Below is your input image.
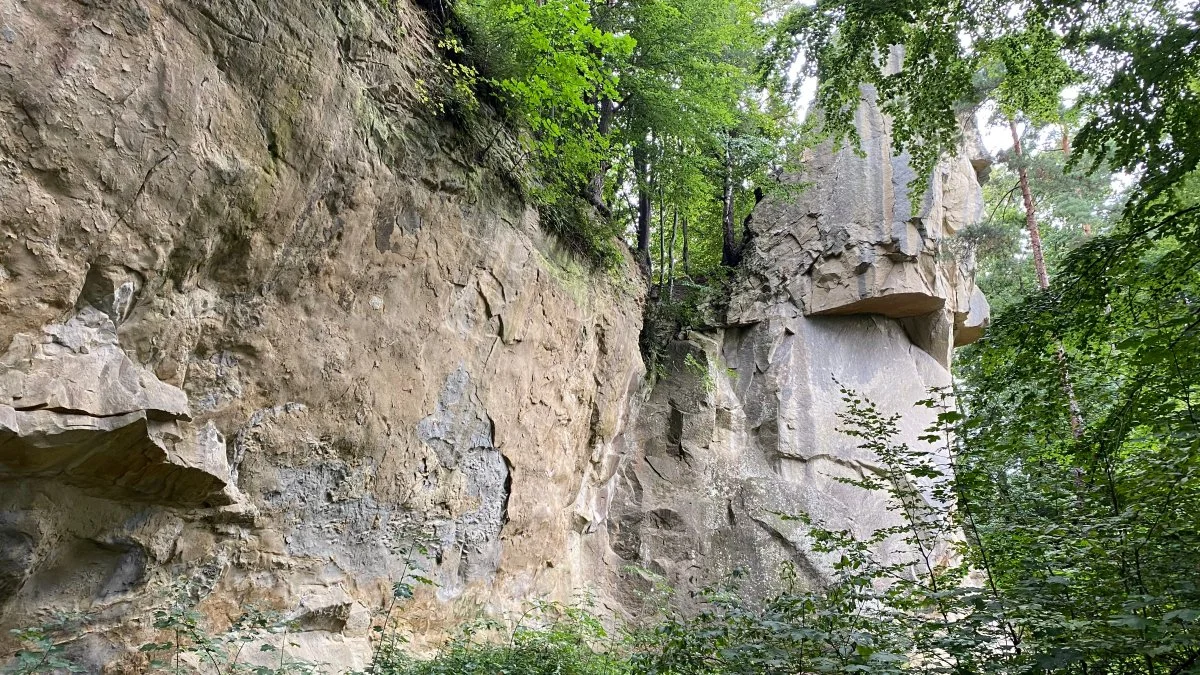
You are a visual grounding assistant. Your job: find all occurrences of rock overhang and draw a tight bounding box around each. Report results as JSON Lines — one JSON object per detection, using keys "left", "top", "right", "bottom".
{"left": 0, "top": 308, "right": 237, "bottom": 507}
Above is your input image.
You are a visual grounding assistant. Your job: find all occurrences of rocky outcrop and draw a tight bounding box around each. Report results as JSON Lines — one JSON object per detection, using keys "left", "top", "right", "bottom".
{"left": 595, "top": 88, "right": 991, "bottom": 603}
{"left": 0, "top": 307, "right": 236, "bottom": 507}
{"left": 0, "top": 0, "right": 642, "bottom": 669}
{"left": 727, "top": 87, "right": 989, "bottom": 366}
{"left": 0, "top": 0, "right": 988, "bottom": 668}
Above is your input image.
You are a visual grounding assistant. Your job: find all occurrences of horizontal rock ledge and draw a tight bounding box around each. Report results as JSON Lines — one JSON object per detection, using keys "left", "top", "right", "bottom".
{"left": 807, "top": 292, "right": 947, "bottom": 319}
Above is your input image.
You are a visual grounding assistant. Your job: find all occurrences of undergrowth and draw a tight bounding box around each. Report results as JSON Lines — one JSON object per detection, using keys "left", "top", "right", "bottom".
{"left": 9, "top": 386, "right": 1200, "bottom": 674}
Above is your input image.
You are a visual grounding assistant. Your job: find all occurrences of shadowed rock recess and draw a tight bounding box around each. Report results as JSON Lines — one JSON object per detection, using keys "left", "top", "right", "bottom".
{"left": 0, "top": 0, "right": 987, "bottom": 670}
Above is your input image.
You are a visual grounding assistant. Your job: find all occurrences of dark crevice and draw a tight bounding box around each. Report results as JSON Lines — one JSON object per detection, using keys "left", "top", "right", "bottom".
{"left": 499, "top": 453, "right": 513, "bottom": 528}
{"left": 6, "top": 403, "right": 147, "bottom": 419}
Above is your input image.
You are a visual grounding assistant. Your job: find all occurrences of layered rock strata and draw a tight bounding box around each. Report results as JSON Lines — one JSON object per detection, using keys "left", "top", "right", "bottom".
{"left": 0, "top": 307, "right": 237, "bottom": 507}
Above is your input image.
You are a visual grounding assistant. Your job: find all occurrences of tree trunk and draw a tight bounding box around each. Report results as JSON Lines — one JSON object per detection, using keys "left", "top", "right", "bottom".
{"left": 721, "top": 139, "right": 739, "bottom": 267}
{"left": 634, "top": 145, "right": 652, "bottom": 278}
{"left": 667, "top": 206, "right": 678, "bottom": 296}
{"left": 1010, "top": 119, "right": 1084, "bottom": 438}
{"left": 587, "top": 97, "right": 615, "bottom": 214}
{"left": 657, "top": 187, "right": 666, "bottom": 299}
{"left": 1011, "top": 121, "right": 1052, "bottom": 291}
{"left": 681, "top": 215, "right": 690, "bottom": 277}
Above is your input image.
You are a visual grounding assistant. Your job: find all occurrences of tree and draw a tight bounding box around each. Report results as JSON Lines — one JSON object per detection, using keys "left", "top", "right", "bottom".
{"left": 961, "top": 140, "right": 1120, "bottom": 316}
{"left": 451, "top": 0, "right": 799, "bottom": 279}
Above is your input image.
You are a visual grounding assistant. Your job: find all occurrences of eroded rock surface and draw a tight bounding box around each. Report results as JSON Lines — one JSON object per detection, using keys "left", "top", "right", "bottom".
{"left": 0, "top": 0, "right": 642, "bottom": 669}
{"left": 0, "top": 307, "right": 236, "bottom": 507}
{"left": 728, "top": 89, "right": 990, "bottom": 365}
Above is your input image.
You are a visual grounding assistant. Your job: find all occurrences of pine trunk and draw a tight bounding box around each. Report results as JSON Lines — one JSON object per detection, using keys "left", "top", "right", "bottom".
{"left": 1010, "top": 119, "right": 1085, "bottom": 438}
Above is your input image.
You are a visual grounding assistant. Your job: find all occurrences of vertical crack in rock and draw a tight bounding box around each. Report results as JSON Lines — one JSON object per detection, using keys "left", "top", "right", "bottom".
{"left": 417, "top": 366, "right": 508, "bottom": 589}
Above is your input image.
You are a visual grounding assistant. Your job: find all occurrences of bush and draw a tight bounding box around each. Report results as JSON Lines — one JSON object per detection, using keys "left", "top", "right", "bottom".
{"left": 369, "top": 602, "right": 628, "bottom": 675}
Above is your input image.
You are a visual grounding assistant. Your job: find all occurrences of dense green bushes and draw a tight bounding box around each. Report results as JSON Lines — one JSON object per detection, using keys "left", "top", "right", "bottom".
{"left": 373, "top": 604, "right": 628, "bottom": 675}
{"left": 410, "top": 0, "right": 798, "bottom": 273}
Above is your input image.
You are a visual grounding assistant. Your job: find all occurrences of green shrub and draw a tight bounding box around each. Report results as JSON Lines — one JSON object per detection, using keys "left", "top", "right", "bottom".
{"left": 5, "top": 614, "right": 86, "bottom": 674}
{"left": 537, "top": 197, "right": 624, "bottom": 270}
{"left": 370, "top": 602, "right": 628, "bottom": 675}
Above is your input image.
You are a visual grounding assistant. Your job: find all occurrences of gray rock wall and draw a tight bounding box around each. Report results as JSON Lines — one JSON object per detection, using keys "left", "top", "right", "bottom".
{"left": 591, "top": 88, "right": 991, "bottom": 604}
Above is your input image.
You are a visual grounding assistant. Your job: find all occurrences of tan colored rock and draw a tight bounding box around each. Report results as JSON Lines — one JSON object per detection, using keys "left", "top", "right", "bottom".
{"left": 0, "top": 308, "right": 235, "bottom": 506}
{"left": 0, "top": 0, "right": 643, "bottom": 669}
{"left": 954, "top": 287, "right": 992, "bottom": 347}
{"left": 0, "top": 308, "right": 189, "bottom": 419}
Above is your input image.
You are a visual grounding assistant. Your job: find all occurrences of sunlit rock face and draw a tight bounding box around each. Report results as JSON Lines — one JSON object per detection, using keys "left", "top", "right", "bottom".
{"left": 593, "top": 88, "right": 992, "bottom": 605}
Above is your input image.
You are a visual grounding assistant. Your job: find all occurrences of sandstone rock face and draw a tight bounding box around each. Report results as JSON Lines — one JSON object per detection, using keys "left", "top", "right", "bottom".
{"left": 0, "top": 0, "right": 642, "bottom": 669}
{"left": 727, "top": 88, "right": 989, "bottom": 365}
{"left": 0, "top": 307, "right": 236, "bottom": 507}
{"left": 595, "top": 90, "right": 990, "bottom": 603}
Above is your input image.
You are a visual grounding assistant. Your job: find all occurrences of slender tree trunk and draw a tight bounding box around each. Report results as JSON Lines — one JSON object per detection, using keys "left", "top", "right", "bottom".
{"left": 681, "top": 215, "right": 690, "bottom": 277}
{"left": 587, "top": 97, "right": 615, "bottom": 215}
{"left": 667, "top": 206, "right": 678, "bottom": 296}
{"left": 1009, "top": 119, "right": 1085, "bottom": 438}
{"left": 721, "top": 139, "right": 739, "bottom": 267}
{"left": 634, "top": 145, "right": 652, "bottom": 278}
{"left": 1011, "top": 121, "right": 1052, "bottom": 291}
{"left": 1064, "top": 371, "right": 1085, "bottom": 438}
{"left": 657, "top": 187, "right": 666, "bottom": 299}
{"left": 582, "top": 0, "right": 616, "bottom": 217}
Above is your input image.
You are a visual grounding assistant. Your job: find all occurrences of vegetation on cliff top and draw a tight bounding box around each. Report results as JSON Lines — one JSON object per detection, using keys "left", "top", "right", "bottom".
{"left": 417, "top": 0, "right": 802, "bottom": 272}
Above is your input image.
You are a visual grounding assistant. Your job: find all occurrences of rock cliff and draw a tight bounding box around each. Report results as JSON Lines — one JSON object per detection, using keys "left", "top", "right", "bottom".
{"left": 0, "top": 0, "right": 642, "bottom": 668}
{"left": 0, "top": 0, "right": 987, "bottom": 670}
{"left": 593, "top": 87, "right": 991, "bottom": 605}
